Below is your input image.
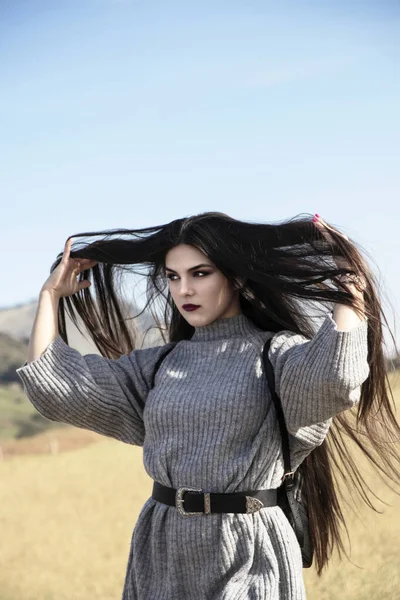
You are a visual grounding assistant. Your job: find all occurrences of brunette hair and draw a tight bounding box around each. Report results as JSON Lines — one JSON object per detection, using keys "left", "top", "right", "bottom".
{"left": 51, "top": 211, "right": 400, "bottom": 575}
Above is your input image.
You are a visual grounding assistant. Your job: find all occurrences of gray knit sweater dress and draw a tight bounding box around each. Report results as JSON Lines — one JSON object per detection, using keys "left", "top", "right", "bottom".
{"left": 16, "top": 311, "right": 370, "bottom": 600}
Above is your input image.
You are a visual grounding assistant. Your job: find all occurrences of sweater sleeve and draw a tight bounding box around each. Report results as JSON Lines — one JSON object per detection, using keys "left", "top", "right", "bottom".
{"left": 16, "top": 335, "right": 176, "bottom": 446}
{"left": 267, "top": 312, "right": 370, "bottom": 438}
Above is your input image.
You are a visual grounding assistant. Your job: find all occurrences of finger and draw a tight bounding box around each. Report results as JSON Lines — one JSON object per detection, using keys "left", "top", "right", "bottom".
{"left": 321, "top": 223, "right": 349, "bottom": 241}
{"left": 78, "top": 281, "right": 92, "bottom": 291}
{"left": 313, "top": 215, "right": 325, "bottom": 226}
{"left": 313, "top": 217, "right": 349, "bottom": 241}
{"left": 74, "top": 260, "right": 97, "bottom": 273}
{"left": 312, "top": 218, "right": 329, "bottom": 233}
{"left": 320, "top": 221, "right": 335, "bottom": 233}
{"left": 313, "top": 219, "right": 324, "bottom": 228}
{"left": 62, "top": 237, "right": 73, "bottom": 264}
{"left": 314, "top": 216, "right": 330, "bottom": 229}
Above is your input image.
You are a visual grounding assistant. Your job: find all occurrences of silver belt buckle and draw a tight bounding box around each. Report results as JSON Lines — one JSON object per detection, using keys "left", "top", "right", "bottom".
{"left": 176, "top": 486, "right": 211, "bottom": 517}
{"left": 245, "top": 496, "right": 265, "bottom": 513}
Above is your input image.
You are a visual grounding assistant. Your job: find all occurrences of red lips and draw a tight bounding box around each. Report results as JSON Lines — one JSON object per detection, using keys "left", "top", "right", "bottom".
{"left": 182, "top": 304, "right": 200, "bottom": 311}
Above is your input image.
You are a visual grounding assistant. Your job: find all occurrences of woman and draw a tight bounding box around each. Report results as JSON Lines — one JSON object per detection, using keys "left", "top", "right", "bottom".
{"left": 17, "top": 211, "right": 400, "bottom": 599}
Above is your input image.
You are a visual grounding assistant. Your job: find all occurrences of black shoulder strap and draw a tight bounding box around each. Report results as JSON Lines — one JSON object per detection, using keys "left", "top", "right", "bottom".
{"left": 150, "top": 337, "right": 292, "bottom": 479}
{"left": 262, "top": 337, "right": 292, "bottom": 478}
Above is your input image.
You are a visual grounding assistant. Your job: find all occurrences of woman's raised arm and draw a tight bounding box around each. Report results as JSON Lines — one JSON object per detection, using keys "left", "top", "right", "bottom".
{"left": 27, "top": 237, "right": 97, "bottom": 363}
{"left": 268, "top": 312, "right": 370, "bottom": 434}
{"left": 18, "top": 236, "right": 176, "bottom": 446}
{"left": 17, "top": 333, "right": 175, "bottom": 446}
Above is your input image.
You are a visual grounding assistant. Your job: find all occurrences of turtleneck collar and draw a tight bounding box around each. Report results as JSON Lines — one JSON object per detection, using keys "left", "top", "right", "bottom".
{"left": 190, "top": 312, "right": 263, "bottom": 342}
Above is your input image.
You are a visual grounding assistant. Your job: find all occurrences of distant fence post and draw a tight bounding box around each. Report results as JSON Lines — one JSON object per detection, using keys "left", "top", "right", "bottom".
{"left": 48, "top": 438, "right": 59, "bottom": 454}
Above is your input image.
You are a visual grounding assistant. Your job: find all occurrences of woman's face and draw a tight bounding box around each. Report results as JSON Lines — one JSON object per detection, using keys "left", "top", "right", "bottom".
{"left": 164, "top": 244, "right": 242, "bottom": 327}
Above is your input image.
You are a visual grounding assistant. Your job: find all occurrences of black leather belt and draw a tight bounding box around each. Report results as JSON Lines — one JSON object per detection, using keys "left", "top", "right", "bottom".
{"left": 152, "top": 481, "right": 278, "bottom": 517}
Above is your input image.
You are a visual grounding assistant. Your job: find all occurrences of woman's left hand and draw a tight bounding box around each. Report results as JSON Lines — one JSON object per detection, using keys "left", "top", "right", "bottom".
{"left": 312, "top": 214, "right": 349, "bottom": 244}
{"left": 312, "top": 214, "right": 366, "bottom": 295}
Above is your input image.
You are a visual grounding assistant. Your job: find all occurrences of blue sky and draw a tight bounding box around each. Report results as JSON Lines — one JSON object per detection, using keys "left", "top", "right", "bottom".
{"left": 1, "top": 1, "right": 399, "bottom": 353}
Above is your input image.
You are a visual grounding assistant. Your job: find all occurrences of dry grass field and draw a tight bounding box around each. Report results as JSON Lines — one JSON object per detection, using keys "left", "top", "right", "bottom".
{"left": 1, "top": 371, "right": 399, "bottom": 600}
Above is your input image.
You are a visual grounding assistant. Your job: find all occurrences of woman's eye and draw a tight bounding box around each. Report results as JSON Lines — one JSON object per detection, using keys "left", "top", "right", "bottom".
{"left": 166, "top": 271, "right": 208, "bottom": 281}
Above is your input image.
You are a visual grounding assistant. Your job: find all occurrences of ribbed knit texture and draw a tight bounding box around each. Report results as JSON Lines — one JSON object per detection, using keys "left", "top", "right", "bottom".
{"left": 16, "top": 312, "right": 369, "bottom": 600}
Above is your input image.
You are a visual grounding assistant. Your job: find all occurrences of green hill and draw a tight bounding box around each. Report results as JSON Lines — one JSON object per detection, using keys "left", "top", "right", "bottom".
{"left": 0, "top": 383, "right": 65, "bottom": 441}
{"left": 0, "top": 332, "right": 29, "bottom": 384}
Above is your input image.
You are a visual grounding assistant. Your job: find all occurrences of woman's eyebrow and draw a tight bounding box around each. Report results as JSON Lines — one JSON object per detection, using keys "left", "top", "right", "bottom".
{"left": 164, "top": 263, "right": 213, "bottom": 273}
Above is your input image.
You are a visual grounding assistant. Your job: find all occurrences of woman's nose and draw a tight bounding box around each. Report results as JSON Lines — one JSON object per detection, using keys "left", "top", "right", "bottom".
{"left": 178, "top": 279, "right": 193, "bottom": 294}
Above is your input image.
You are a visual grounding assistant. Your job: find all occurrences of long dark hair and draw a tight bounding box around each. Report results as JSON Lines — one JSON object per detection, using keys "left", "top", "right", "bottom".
{"left": 51, "top": 211, "right": 400, "bottom": 575}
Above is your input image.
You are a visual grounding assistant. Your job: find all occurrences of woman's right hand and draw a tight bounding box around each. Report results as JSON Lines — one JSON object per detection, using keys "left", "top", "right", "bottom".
{"left": 41, "top": 237, "right": 98, "bottom": 299}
